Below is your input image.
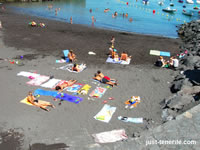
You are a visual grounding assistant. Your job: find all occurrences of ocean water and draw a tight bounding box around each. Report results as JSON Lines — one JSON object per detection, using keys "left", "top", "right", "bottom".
{"left": 7, "top": 0, "right": 200, "bottom": 38}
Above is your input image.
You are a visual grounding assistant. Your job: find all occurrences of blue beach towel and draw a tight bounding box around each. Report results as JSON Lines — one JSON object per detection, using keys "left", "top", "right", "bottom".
{"left": 34, "top": 89, "right": 58, "bottom": 97}
{"left": 160, "top": 51, "right": 170, "bottom": 57}
{"left": 34, "top": 89, "right": 83, "bottom": 104}
{"left": 56, "top": 93, "right": 83, "bottom": 104}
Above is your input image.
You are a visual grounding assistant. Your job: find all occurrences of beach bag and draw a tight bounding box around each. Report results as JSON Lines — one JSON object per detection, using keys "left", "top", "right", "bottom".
{"left": 155, "top": 61, "right": 163, "bottom": 67}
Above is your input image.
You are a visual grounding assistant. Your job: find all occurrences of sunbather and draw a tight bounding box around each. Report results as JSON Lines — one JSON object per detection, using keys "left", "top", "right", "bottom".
{"left": 68, "top": 50, "right": 76, "bottom": 62}
{"left": 55, "top": 80, "right": 77, "bottom": 92}
{"left": 72, "top": 64, "right": 80, "bottom": 72}
{"left": 94, "top": 72, "right": 117, "bottom": 87}
{"left": 120, "top": 51, "right": 131, "bottom": 61}
{"left": 27, "top": 91, "right": 55, "bottom": 111}
{"left": 72, "top": 64, "right": 86, "bottom": 72}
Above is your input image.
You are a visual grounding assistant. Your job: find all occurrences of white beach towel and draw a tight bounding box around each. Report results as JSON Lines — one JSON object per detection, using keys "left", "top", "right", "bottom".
{"left": 59, "top": 64, "right": 86, "bottom": 73}
{"left": 94, "top": 104, "right": 116, "bottom": 123}
{"left": 27, "top": 75, "right": 50, "bottom": 86}
{"left": 106, "top": 56, "right": 131, "bottom": 65}
{"left": 40, "top": 78, "right": 61, "bottom": 89}
{"left": 92, "top": 129, "right": 128, "bottom": 143}
{"left": 17, "top": 71, "right": 40, "bottom": 78}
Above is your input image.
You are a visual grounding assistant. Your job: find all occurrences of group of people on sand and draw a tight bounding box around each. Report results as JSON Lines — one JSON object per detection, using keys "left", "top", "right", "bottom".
{"left": 155, "top": 56, "right": 179, "bottom": 68}
{"left": 27, "top": 69, "right": 119, "bottom": 111}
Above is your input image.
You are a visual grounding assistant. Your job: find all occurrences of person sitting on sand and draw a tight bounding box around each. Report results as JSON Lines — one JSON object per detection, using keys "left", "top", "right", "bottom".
{"left": 155, "top": 56, "right": 165, "bottom": 67}
{"left": 55, "top": 80, "right": 77, "bottom": 92}
{"left": 27, "top": 91, "right": 55, "bottom": 111}
{"left": 93, "top": 73, "right": 117, "bottom": 87}
{"left": 104, "top": 8, "right": 110, "bottom": 13}
{"left": 111, "top": 49, "right": 118, "bottom": 58}
{"left": 120, "top": 51, "right": 131, "bottom": 61}
{"left": 172, "top": 56, "right": 179, "bottom": 68}
{"left": 68, "top": 50, "right": 76, "bottom": 62}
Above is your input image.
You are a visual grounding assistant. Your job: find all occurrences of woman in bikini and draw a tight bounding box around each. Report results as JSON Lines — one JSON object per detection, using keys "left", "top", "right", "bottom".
{"left": 55, "top": 80, "right": 77, "bottom": 92}
{"left": 27, "top": 91, "right": 55, "bottom": 111}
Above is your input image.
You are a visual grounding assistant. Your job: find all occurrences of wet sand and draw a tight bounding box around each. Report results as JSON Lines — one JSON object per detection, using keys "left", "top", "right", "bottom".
{"left": 0, "top": 5, "right": 181, "bottom": 149}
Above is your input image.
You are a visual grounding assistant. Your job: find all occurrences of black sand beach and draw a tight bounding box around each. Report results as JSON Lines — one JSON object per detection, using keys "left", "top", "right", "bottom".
{"left": 0, "top": 4, "right": 183, "bottom": 150}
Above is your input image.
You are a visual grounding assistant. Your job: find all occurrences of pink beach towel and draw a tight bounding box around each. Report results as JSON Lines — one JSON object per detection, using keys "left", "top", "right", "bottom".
{"left": 92, "top": 129, "right": 128, "bottom": 143}
{"left": 27, "top": 75, "right": 50, "bottom": 86}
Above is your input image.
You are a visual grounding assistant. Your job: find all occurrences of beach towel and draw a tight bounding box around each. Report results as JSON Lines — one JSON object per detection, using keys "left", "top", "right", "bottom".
{"left": 92, "top": 129, "right": 128, "bottom": 143}
{"left": 77, "top": 84, "right": 91, "bottom": 95}
{"left": 17, "top": 71, "right": 40, "bottom": 78}
{"left": 118, "top": 116, "right": 143, "bottom": 123}
{"left": 56, "top": 93, "right": 83, "bottom": 104}
{"left": 89, "top": 87, "right": 107, "bottom": 98}
{"left": 34, "top": 89, "right": 83, "bottom": 104}
{"left": 150, "top": 50, "right": 170, "bottom": 57}
{"left": 27, "top": 75, "right": 50, "bottom": 86}
{"left": 20, "top": 97, "right": 50, "bottom": 108}
{"left": 34, "top": 88, "right": 58, "bottom": 97}
{"left": 40, "top": 79, "right": 61, "bottom": 89}
{"left": 55, "top": 59, "right": 66, "bottom": 63}
{"left": 94, "top": 104, "right": 116, "bottom": 123}
{"left": 59, "top": 64, "right": 86, "bottom": 73}
{"left": 66, "top": 83, "right": 84, "bottom": 93}
{"left": 106, "top": 56, "right": 131, "bottom": 65}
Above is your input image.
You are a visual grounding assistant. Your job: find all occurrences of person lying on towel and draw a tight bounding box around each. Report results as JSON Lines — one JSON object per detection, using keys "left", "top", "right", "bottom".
{"left": 93, "top": 71, "right": 118, "bottom": 87}
{"left": 72, "top": 64, "right": 86, "bottom": 72}
{"left": 120, "top": 51, "right": 131, "bottom": 61}
{"left": 125, "top": 96, "right": 141, "bottom": 109}
{"left": 27, "top": 91, "right": 55, "bottom": 111}
{"left": 68, "top": 50, "right": 76, "bottom": 62}
{"left": 55, "top": 80, "right": 77, "bottom": 92}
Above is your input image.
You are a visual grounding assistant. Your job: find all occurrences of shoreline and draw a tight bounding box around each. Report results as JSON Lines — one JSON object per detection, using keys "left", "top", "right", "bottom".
{"left": 0, "top": 4, "right": 181, "bottom": 66}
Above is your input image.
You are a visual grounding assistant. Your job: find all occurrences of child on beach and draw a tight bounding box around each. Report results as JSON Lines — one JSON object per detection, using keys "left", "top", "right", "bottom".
{"left": 27, "top": 91, "right": 55, "bottom": 111}
{"left": 68, "top": 50, "right": 76, "bottom": 62}
{"left": 125, "top": 96, "right": 141, "bottom": 109}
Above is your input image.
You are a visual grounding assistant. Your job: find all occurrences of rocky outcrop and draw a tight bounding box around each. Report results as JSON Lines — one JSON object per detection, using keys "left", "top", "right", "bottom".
{"left": 161, "top": 20, "right": 200, "bottom": 122}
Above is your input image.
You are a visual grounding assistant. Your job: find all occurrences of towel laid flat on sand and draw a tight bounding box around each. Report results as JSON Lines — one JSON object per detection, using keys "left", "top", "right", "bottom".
{"left": 150, "top": 50, "right": 170, "bottom": 57}
{"left": 20, "top": 97, "right": 50, "bottom": 108}
{"left": 106, "top": 57, "right": 131, "bottom": 65}
{"left": 92, "top": 129, "right": 128, "bottom": 143}
{"left": 40, "top": 79, "right": 61, "bottom": 89}
{"left": 17, "top": 71, "right": 40, "bottom": 78}
{"left": 77, "top": 84, "right": 91, "bottom": 95}
{"left": 66, "top": 83, "right": 84, "bottom": 93}
{"left": 34, "top": 89, "right": 58, "bottom": 97}
{"left": 118, "top": 116, "right": 143, "bottom": 123}
{"left": 59, "top": 64, "right": 86, "bottom": 73}
{"left": 34, "top": 89, "right": 83, "bottom": 104}
{"left": 27, "top": 75, "right": 50, "bottom": 86}
{"left": 89, "top": 87, "right": 107, "bottom": 98}
{"left": 56, "top": 93, "right": 83, "bottom": 104}
{"left": 94, "top": 104, "right": 116, "bottom": 123}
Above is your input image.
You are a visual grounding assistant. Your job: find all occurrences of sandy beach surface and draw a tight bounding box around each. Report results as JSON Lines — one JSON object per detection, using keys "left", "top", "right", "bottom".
{"left": 0, "top": 6, "right": 181, "bottom": 149}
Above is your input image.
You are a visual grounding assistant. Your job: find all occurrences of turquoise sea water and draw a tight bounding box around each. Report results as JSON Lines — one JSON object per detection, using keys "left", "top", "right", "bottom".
{"left": 8, "top": 0, "right": 200, "bottom": 38}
